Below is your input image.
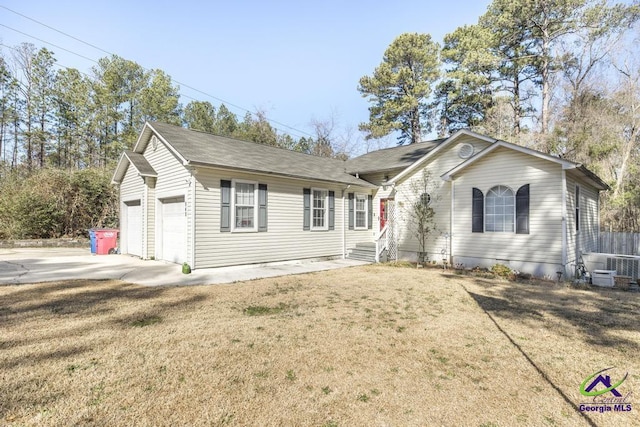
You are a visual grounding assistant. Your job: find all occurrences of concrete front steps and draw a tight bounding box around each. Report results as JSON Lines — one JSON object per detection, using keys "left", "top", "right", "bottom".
{"left": 347, "top": 242, "right": 377, "bottom": 263}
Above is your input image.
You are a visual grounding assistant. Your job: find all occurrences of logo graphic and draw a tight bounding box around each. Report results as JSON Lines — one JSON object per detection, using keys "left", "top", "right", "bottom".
{"left": 580, "top": 367, "right": 628, "bottom": 397}
{"left": 578, "top": 367, "right": 633, "bottom": 414}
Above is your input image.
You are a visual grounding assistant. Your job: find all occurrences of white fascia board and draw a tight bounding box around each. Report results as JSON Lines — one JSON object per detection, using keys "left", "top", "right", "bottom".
{"left": 111, "top": 152, "right": 130, "bottom": 184}
{"left": 132, "top": 122, "right": 153, "bottom": 153}
{"left": 145, "top": 123, "right": 189, "bottom": 165}
{"left": 441, "top": 140, "right": 577, "bottom": 181}
{"left": 389, "top": 129, "right": 497, "bottom": 184}
{"left": 132, "top": 122, "right": 189, "bottom": 166}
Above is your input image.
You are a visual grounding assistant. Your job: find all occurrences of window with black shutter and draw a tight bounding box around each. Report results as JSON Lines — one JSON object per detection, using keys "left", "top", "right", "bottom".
{"left": 472, "top": 188, "right": 484, "bottom": 233}
{"left": 516, "top": 184, "right": 529, "bottom": 234}
{"left": 303, "top": 188, "right": 311, "bottom": 230}
{"left": 348, "top": 193, "right": 354, "bottom": 230}
{"left": 220, "top": 180, "right": 231, "bottom": 232}
{"left": 328, "top": 191, "right": 335, "bottom": 230}
{"left": 258, "top": 184, "right": 268, "bottom": 232}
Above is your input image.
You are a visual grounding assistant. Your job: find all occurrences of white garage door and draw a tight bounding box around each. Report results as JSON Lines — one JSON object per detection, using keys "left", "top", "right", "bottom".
{"left": 161, "top": 197, "right": 186, "bottom": 264}
{"left": 126, "top": 201, "right": 142, "bottom": 257}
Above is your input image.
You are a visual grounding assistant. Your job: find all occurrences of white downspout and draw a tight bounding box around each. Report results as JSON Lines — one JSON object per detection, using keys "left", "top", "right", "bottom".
{"left": 450, "top": 179, "right": 455, "bottom": 265}
{"left": 190, "top": 172, "right": 197, "bottom": 269}
{"left": 342, "top": 185, "right": 351, "bottom": 259}
{"left": 561, "top": 169, "right": 568, "bottom": 276}
{"left": 596, "top": 192, "right": 601, "bottom": 252}
{"left": 143, "top": 179, "right": 148, "bottom": 259}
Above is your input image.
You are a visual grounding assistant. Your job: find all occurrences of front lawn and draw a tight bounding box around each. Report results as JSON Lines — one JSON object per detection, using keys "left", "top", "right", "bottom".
{"left": 1, "top": 265, "right": 638, "bottom": 426}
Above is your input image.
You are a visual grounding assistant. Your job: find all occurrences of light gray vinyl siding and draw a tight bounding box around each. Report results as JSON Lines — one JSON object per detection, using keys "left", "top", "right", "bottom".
{"left": 120, "top": 164, "right": 143, "bottom": 202}
{"left": 566, "top": 173, "right": 600, "bottom": 264}
{"left": 193, "top": 167, "right": 371, "bottom": 268}
{"left": 143, "top": 135, "right": 191, "bottom": 262}
{"left": 449, "top": 134, "right": 492, "bottom": 155}
{"left": 346, "top": 214, "right": 375, "bottom": 249}
{"left": 581, "top": 185, "right": 599, "bottom": 252}
{"left": 393, "top": 139, "right": 491, "bottom": 260}
{"left": 452, "top": 147, "right": 563, "bottom": 265}
{"left": 119, "top": 164, "right": 143, "bottom": 255}
{"left": 566, "top": 176, "right": 577, "bottom": 266}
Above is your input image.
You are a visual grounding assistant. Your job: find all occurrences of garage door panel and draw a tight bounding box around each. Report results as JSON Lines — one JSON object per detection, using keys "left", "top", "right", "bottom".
{"left": 160, "top": 197, "right": 185, "bottom": 264}
{"left": 126, "top": 201, "right": 142, "bottom": 257}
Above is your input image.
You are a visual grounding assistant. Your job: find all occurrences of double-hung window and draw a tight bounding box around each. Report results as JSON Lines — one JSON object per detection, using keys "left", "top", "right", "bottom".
{"left": 234, "top": 180, "right": 257, "bottom": 231}
{"left": 312, "top": 188, "right": 328, "bottom": 230}
{"left": 355, "top": 193, "right": 368, "bottom": 229}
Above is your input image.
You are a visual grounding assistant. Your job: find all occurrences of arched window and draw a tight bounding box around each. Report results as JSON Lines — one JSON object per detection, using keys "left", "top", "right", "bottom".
{"left": 485, "top": 185, "right": 514, "bottom": 232}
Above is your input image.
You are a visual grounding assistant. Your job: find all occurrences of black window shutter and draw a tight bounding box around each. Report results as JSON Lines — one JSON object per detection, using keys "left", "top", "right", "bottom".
{"left": 367, "top": 195, "right": 373, "bottom": 230}
{"left": 220, "top": 180, "right": 231, "bottom": 232}
{"left": 328, "top": 191, "right": 335, "bottom": 230}
{"left": 472, "top": 188, "right": 484, "bottom": 233}
{"left": 348, "top": 193, "right": 354, "bottom": 230}
{"left": 516, "top": 184, "right": 529, "bottom": 234}
{"left": 303, "top": 188, "right": 310, "bottom": 230}
{"left": 258, "top": 184, "right": 268, "bottom": 232}
{"left": 575, "top": 186, "right": 580, "bottom": 231}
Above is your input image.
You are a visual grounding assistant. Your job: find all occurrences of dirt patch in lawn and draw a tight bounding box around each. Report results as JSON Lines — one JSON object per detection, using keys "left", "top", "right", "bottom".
{"left": 1, "top": 265, "right": 638, "bottom": 426}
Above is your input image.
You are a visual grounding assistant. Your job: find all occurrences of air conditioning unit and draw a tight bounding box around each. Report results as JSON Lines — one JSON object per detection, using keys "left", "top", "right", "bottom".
{"left": 606, "top": 256, "right": 640, "bottom": 281}
{"left": 592, "top": 270, "right": 616, "bottom": 287}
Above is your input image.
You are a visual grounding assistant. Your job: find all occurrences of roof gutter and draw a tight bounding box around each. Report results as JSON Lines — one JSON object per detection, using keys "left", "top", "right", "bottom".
{"left": 185, "top": 160, "right": 377, "bottom": 189}
{"left": 341, "top": 185, "right": 351, "bottom": 260}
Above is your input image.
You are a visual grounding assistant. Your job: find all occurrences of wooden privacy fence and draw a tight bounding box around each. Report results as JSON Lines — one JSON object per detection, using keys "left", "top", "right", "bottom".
{"left": 599, "top": 232, "right": 640, "bottom": 255}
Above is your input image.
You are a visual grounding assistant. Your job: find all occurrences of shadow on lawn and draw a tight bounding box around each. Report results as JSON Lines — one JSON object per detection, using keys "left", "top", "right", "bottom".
{"left": 461, "top": 275, "right": 640, "bottom": 352}
{"left": 449, "top": 277, "right": 602, "bottom": 427}
{"left": 0, "top": 279, "right": 209, "bottom": 417}
{"left": 0, "top": 280, "right": 208, "bottom": 367}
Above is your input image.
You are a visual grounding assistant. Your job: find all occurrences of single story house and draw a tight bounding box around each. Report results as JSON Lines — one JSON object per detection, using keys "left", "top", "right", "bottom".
{"left": 112, "top": 122, "right": 608, "bottom": 278}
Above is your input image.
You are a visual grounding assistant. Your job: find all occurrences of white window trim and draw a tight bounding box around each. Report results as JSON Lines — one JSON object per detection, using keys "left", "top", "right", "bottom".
{"left": 311, "top": 187, "right": 329, "bottom": 231}
{"left": 231, "top": 179, "right": 258, "bottom": 232}
{"left": 485, "top": 185, "right": 515, "bottom": 233}
{"left": 354, "top": 193, "right": 368, "bottom": 230}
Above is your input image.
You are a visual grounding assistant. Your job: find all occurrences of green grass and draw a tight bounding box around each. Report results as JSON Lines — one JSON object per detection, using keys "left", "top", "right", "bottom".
{"left": 129, "top": 315, "right": 162, "bottom": 327}
{"left": 243, "top": 302, "right": 291, "bottom": 316}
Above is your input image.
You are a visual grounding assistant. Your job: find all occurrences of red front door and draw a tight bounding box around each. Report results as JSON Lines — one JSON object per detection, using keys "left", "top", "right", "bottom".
{"left": 380, "top": 199, "right": 392, "bottom": 229}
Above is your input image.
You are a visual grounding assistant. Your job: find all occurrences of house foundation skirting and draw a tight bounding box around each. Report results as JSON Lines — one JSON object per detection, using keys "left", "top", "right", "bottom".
{"left": 452, "top": 256, "right": 564, "bottom": 280}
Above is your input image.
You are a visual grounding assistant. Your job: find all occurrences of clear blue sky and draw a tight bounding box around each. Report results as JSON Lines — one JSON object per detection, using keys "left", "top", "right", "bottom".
{"left": 0, "top": 0, "right": 491, "bottom": 145}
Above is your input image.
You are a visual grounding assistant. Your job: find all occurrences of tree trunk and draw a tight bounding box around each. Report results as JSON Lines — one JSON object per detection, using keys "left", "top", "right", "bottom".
{"left": 513, "top": 73, "right": 521, "bottom": 138}
{"left": 12, "top": 114, "right": 18, "bottom": 168}
{"left": 541, "top": 42, "right": 550, "bottom": 136}
{"left": 613, "top": 127, "right": 638, "bottom": 200}
{"left": 411, "top": 107, "right": 421, "bottom": 144}
{"left": 26, "top": 120, "right": 32, "bottom": 171}
{"left": 39, "top": 116, "right": 45, "bottom": 168}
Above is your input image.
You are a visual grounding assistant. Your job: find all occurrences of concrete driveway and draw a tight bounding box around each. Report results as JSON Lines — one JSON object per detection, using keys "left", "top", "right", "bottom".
{"left": 0, "top": 248, "right": 369, "bottom": 286}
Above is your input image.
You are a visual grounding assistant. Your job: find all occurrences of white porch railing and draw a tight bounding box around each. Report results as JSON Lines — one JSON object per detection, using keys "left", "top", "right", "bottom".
{"left": 375, "top": 224, "right": 389, "bottom": 263}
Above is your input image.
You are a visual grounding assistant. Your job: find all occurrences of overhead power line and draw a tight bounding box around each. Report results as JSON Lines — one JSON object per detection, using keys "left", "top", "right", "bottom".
{"left": 0, "top": 42, "right": 202, "bottom": 105}
{"left": 0, "top": 5, "right": 314, "bottom": 138}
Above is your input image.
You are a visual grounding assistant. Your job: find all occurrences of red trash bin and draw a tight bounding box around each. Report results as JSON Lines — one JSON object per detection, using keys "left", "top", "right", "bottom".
{"left": 94, "top": 229, "right": 119, "bottom": 255}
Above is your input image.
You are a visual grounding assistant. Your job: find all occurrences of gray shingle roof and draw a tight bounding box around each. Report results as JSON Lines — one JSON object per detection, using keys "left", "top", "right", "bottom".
{"left": 148, "top": 122, "right": 376, "bottom": 188}
{"left": 345, "top": 139, "right": 446, "bottom": 174}
{"left": 124, "top": 150, "right": 157, "bottom": 177}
